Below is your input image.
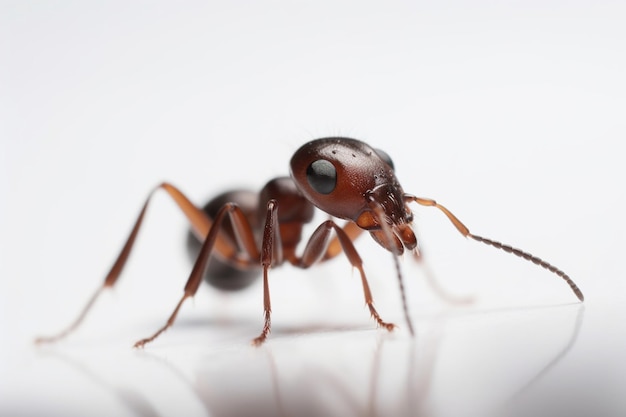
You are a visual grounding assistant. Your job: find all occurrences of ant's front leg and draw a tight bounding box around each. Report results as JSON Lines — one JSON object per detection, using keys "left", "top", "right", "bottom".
{"left": 410, "top": 246, "right": 475, "bottom": 306}
{"left": 296, "top": 220, "right": 396, "bottom": 332}
{"left": 252, "top": 199, "right": 282, "bottom": 346}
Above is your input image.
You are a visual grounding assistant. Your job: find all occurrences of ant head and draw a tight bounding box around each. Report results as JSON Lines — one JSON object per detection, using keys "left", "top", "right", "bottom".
{"left": 290, "top": 137, "right": 417, "bottom": 254}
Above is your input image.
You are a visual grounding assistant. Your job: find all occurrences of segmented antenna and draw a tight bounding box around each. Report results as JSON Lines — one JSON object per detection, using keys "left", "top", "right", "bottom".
{"left": 406, "top": 194, "right": 585, "bottom": 302}
{"left": 469, "top": 233, "right": 584, "bottom": 301}
{"left": 369, "top": 199, "right": 415, "bottom": 336}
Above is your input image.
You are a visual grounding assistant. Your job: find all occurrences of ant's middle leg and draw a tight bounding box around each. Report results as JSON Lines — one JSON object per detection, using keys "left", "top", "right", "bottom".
{"left": 133, "top": 201, "right": 262, "bottom": 348}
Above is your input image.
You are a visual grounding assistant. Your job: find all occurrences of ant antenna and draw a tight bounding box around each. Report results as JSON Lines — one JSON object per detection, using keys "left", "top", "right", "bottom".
{"left": 468, "top": 233, "right": 584, "bottom": 301}
{"left": 369, "top": 200, "right": 415, "bottom": 336}
{"left": 405, "top": 194, "right": 584, "bottom": 302}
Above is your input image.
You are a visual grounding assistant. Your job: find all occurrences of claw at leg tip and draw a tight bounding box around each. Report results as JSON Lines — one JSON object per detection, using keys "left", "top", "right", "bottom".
{"left": 133, "top": 340, "right": 147, "bottom": 349}
{"left": 251, "top": 336, "right": 266, "bottom": 346}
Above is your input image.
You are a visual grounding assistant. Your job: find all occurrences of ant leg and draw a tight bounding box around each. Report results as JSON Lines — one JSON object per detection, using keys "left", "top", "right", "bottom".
{"left": 134, "top": 202, "right": 261, "bottom": 348}
{"left": 34, "top": 287, "right": 105, "bottom": 344}
{"left": 35, "top": 182, "right": 242, "bottom": 345}
{"left": 321, "top": 221, "right": 364, "bottom": 261}
{"left": 411, "top": 247, "right": 475, "bottom": 305}
{"left": 252, "top": 200, "right": 282, "bottom": 346}
{"left": 405, "top": 194, "right": 584, "bottom": 301}
{"left": 297, "top": 220, "right": 395, "bottom": 332}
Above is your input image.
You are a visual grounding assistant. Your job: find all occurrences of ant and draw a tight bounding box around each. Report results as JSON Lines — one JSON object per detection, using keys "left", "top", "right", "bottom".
{"left": 35, "top": 137, "right": 584, "bottom": 348}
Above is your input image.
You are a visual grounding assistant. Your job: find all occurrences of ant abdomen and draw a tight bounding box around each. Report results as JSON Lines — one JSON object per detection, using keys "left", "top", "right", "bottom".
{"left": 186, "top": 190, "right": 260, "bottom": 291}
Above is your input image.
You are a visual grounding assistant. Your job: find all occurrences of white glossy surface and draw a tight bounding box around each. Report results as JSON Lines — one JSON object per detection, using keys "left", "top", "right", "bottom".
{"left": 2, "top": 1, "right": 625, "bottom": 416}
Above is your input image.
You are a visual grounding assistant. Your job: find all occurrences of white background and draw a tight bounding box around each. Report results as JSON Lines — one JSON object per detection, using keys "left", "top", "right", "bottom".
{"left": 1, "top": 1, "right": 625, "bottom": 416}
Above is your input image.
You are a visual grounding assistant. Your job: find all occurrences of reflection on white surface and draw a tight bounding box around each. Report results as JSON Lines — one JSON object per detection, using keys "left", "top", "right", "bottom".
{"left": 6, "top": 303, "right": 589, "bottom": 417}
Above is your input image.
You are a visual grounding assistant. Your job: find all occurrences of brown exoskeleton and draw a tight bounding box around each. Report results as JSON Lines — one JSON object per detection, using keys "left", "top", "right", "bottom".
{"left": 36, "top": 137, "right": 584, "bottom": 347}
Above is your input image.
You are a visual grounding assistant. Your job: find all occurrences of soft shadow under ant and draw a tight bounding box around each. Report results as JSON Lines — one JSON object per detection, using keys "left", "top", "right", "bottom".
{"left": 35, "top": 301, "right": 584, "bottom": 417}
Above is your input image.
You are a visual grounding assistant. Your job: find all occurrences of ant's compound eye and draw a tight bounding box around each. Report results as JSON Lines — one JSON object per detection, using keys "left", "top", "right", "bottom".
{"left": 374, "top": 148, "right": 394, "bottom": 170}
{"left": 306, "top": 159, "right": 337, "bottom": 194}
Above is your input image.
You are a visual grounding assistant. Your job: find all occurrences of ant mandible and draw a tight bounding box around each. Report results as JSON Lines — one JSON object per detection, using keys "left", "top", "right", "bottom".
{"left": 35, "top": 137, "right": 584, "bottom": 348}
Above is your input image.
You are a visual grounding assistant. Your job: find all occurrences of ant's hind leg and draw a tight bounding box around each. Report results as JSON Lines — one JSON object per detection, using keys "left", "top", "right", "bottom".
{"left": 35, "top": 182, "right": 239, "bottom": 345}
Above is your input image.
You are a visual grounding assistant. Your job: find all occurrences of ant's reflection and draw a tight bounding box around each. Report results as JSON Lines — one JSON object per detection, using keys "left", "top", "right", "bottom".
{"left": 37, "top": 304, "right": 584, "bottom": 417}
